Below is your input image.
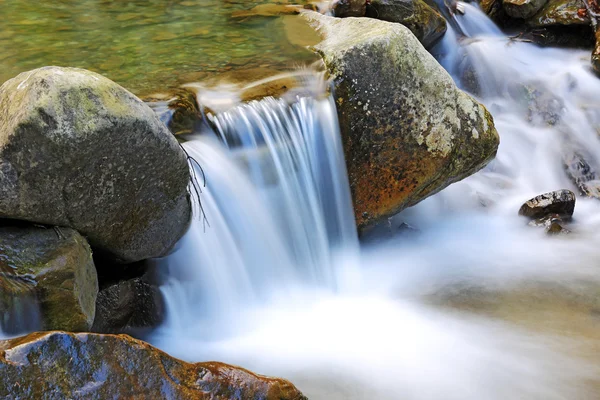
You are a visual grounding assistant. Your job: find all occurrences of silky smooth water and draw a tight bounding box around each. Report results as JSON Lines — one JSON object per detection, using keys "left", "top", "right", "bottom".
{"left": 152, "top": 6, "right": 600, "bottom": 400}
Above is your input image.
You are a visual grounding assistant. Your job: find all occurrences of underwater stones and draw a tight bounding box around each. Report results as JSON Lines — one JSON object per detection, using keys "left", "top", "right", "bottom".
{"left": 302, "top": 12, "right": 499, "bottom": 231}
{"left": 503, "top": 0, "right": 549, "bottom": 19}
{"left": 0, "top": 331, "right": 308, "bottom": 400}
{"left": 0, "top": 66, "right": 191, "bottom": 263}
{"left": 0, "top": 223, "right": 97, "bottom": 332}
{"left": 333, "top": 0, "right": 367, "bottom": 17}
{"left": 365, "top": 0, "right": 447, "bottom": 47}
{"left": 518, "top": 189, "right": 576, "bottom": 219}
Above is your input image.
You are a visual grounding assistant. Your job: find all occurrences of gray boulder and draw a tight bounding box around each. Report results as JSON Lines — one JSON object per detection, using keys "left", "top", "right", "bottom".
{"left": 0, "top": 222, "right": 97, "bottom": 332}
{"left": 366, "top": 0, "right": 447, "bottom": 48}
{"left": 302, "top": 12, "right": 499, "bottom": 231}
{"left": 0, "top": 67, "right": 191, "bottom": 262}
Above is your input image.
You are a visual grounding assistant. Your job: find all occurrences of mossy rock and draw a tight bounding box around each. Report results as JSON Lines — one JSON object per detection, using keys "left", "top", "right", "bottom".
{"left": 366, "top": 0, "right": 447, "bottom": 48}
{"left": 0, "top": 67, "right": 191, "bottom": 263}
{"left": 143, "top": 89, "right": 202, "bottom": 136}
{"left": 528, "top": 0, "right": 590, "bottom": 27}
{"left": 302, "top": 12, "right": 499, "bottom": 231}
{"left": 0, "top": 331, "right": 307, "bottom": 399}
{"left": 0, "top": 223, "right": 97, "bottom": 332}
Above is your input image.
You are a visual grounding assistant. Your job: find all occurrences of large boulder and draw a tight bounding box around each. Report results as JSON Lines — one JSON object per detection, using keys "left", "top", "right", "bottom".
{"left": 527, "top": 0, "right": 591, "bottom": 27}
{"left": 0, "top": 222, "right": 97, "bottom": 332}
{"left": 302, "top": 12, "right": 499, "bottom": 231}
{"left": 0, "top": 67, "right": 191, "bottom": 263}
{"left": 0, "top": 331, "right": 307, "bottom": 400}
{"left": 366, "top": 0, "right": 447, "bottom": 48}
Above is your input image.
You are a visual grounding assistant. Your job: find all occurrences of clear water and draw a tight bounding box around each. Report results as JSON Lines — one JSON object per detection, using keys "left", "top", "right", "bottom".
{"left": 0, "top": 0, "right": 318, "bottom": 94}
{"left": 152, "top": 4, "right": 600, "bottom": 399}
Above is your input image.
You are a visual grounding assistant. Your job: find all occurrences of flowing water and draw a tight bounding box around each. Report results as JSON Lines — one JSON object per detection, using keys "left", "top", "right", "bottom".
{"left": 150, "top": 4, "right": 600, "bottom": 400}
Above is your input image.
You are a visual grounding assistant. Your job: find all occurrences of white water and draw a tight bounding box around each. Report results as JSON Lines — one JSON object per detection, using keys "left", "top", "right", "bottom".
{"left": 152, "top": 6, "right": 600, "bottom": 400}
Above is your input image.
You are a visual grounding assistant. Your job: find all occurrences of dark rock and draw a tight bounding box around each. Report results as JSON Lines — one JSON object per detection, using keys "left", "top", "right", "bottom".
{"left": 518, "top": 189, "right": 576, "bottom": 219}
{"left": 366, "top": 0, "right": 447, "bottom": 48}
{"left": 302, "top": 12, "right": 499, "bottom": 232}
{"left": 0, "top": 67, "right": 191, "bottom": 263}
{"left": 143, "top": 89, "right": 202, "bottom": 136}
{"left": 0, "top": 221, "right": 97, "bottom": 332}
{"left": 527, "top": 213, "right": 571, "bottom": 235}
{"left": 503, "top": 0, "right": 549, "bottom": 19}
{"left": 333, "top": 0, "right": 367, "bottom": 17}
{"left": 0, "top": 331, "right": 307, "bottom": 400}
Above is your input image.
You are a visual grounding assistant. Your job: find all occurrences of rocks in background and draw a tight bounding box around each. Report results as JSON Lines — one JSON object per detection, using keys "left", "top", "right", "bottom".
{"left": 503, "top": 0, "right": 549, "bottom": 19}
{"left": 0, "top": 222, "right": 97, "bottom": 332}
{"left": 366, "top": 0, "right": 447, "bottom": 47}
{"left": 0, "top": 331, "right": 308, "bottom": 400}
{"left": 0, "top": 67, "right": 191, "bottom": 263}
{"left": 528, "top": 0, "right": 590, "bottom": 27}
{"left": 302, "top": 12, "right": 499, "bottom": 231}
{"left": 333, "top": 0, "right": 367, "bottom": 17}
{"left": 518, "top": 189, "right": 576, "bottom": 219}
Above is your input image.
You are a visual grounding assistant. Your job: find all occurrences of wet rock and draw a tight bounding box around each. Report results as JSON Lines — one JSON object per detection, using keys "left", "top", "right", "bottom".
{"left": 143, "top": 89, "right": 202, "bottom": 136}
{"left": 0, "top": 222, "right": 97, "bottom": 332}
{"left": 503, "top": 0, "right": 549, "bottom": 19}
{"left": 518, "top": 189, "right": 576, "bottom": 219}
{"left": 528, "top": 213, "right": 571, "bottom": 235}
{"left": 528, "top": 0, "right": 590, "bottom": 26}
{"left": 91, "top": 274, "right": 164, "bottom": 335}
{"left": 562, "top": 147, "right": 600, "bottom": 199}
{"left": 302, "top": 12, "right": 499, "bottom": 231}
{"left": 593, "top": 27, "right": 600, "bottom": 76}
{"left": 365, "top": 0, "right": 447, "bottom": 48}
{"left": 0, "top": 67, "right": 191, "bottom": 263}
{"left": 0, "top": 331, "right": 307, "bottom": 400}
{"left": 333, "top": 0, "right": 367, "bottom": 17}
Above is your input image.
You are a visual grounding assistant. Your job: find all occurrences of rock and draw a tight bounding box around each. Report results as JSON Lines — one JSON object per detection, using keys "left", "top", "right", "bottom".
{"left": 365, "top": 0, "right": 447, "bottom": 48}
{"left": 91, "top": 275, "right": 164, "bottom": 335}
{"left": 333, "top": 0, "right": 367, "bottom": 17}
{"left": 302, "top": 12, "right": 499, "bottom": 231}
{"left": 562, "top": 147, "right": 600, "bottom": 199}
{"left": 0, "top": 331, "right": 307, "bottom": 400}
{"left": 518, "top": 189, "right": 576, "bottom": 219}
{"left": 527, "top": 213, "right": 571, "bottom": 235}
{"left": 503, "top": 0, "right": 549, "bottom": 19}
{"left": 0, "top": 67, "right": 191, "bottom": 263}
{"left": 231, "top": 4, "right": 308, "bottom": 18}
{"left": 593, "top": 27, "right": 600, "bottom": 76}
{"left": 528, "top": 0, "right": 590, "bottom": 26}
{"left": 0, "top": 222, "right": 97, "bottom": 332}
{"left": 143, "top": 89, "right": 202, "bottom": 136}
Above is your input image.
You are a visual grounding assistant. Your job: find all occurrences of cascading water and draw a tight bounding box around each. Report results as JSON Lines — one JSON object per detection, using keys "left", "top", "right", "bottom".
{"left": 152, "top": 5, "right": 600, "bottom": 399}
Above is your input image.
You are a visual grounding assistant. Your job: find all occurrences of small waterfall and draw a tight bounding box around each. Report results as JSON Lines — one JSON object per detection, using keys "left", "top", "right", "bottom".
{"left": 157, "top": 91, "right": 358, "bottom": 337}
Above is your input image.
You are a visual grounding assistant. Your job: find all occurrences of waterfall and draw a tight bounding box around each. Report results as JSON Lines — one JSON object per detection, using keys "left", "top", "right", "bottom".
{"left": 152, "top": 7, "right": 600, "bottom": 400}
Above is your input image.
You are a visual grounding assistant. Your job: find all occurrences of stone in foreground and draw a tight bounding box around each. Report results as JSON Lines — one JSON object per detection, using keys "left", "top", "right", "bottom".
{"left": 366, "top": 0, "right": 447, "bottom": 48}
{"left": 0, "top": 67, "right": 191, "bottom": 263}
{"left": 0, "top": 223, "right": 97, "bottom": 332}
{"left": 0, "top": 331, "right": 307, "bottom": 400}
{"left": 518, "top": 189, "right": 576, "bottom": 219}
{"left": 302, "top": 12, "right": 499, "bottom": 231}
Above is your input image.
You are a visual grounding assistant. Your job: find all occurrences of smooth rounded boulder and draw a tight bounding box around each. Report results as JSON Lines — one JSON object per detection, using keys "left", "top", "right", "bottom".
{"left": 0, "top": 67, "right": 191, "bottom": 262}
{"left": 302, "top": 12, "right": 499, "bottom": 231}
{"left": 0, "top": 223, "right": 97, "bottom": 332}
{"left": 0, "top": 331, "right": 308, "bottom": 400}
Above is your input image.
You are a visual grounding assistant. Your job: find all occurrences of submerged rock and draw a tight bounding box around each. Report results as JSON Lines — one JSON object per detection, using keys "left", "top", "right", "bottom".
{"left": 0, "top": 67, "right": 191, "bottom": 263}
{"left": 518, "top": 189, "right": 576, "bottom": 219}
{"left": 0, "top": 222, "right": 97, "bottom": 332}
{"left": 302, "top": 12, "right": 499, "bottom": 231}
{"left": 0, "top": 331, "right": 307, "bottom": 399}
{"left": 503, "top": 0, "right": 549, "bottom": 19}
{"left": 333, "top": 0, "right": 367, "bottom": 17}
{"left": 366, "top": 0, "right": 447, "bottom": 47}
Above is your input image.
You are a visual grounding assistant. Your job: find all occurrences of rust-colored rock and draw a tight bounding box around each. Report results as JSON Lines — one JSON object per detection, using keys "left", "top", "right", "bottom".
{"left": 0, "top": 331, "right": 307, "bottom": 400}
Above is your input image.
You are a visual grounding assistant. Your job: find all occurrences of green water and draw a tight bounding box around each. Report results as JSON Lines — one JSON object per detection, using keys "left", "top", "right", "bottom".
{"left": 0, "top": 0, "right": 317, "bottom": 95}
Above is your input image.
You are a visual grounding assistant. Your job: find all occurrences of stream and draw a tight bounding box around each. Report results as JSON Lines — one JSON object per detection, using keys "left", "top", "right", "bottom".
{"left": 148, "top": 4, "right": 600, "bottom": 400}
